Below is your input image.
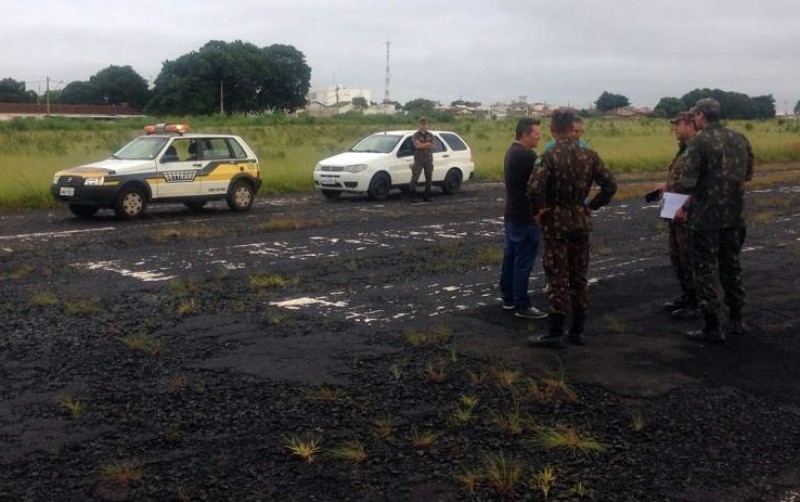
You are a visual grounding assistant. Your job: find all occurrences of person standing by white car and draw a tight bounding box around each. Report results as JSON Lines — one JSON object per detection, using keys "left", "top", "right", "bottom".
{"left": 409, "top": 117, "right": 435, "bottom": 202}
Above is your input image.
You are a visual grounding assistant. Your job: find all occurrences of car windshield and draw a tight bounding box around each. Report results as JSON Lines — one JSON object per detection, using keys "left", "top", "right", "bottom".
{"left": 349, "top": 134, "right": 402, "bottom": 154}
{"left": 113, "top": 137, "right": 169, "bottom": 160}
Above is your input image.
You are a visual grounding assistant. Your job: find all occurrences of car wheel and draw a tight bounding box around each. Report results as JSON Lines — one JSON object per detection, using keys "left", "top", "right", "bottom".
{"left": 184, "top": 200, "right": 207, "bottom": 212}
{"left": 367, "top": 172, "right": 391, "bottom": 201}
{"left": 114, "top": 187, "right": 147, "bottom": 219}
{"left": 68, "top": 204, "right": 99, "bottom": 218}
{"left": 441, "top": 168, "right": 463, "bottom": 194}
{"left": 227, "top": 180, "right": 254, "bottom": 211}
{"left": 321, "top": 189, "right": 341, "bottom": 199}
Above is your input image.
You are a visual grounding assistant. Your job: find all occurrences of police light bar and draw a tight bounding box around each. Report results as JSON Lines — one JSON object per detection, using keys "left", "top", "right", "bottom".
{"left": 144, "top": 123, "right": 190, "bottom": 135}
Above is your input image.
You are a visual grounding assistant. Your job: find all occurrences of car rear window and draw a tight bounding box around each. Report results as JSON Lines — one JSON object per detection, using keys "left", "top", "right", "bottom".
{"left": 439, "top": 133, "right": 468, "bottom": 151}
{"left": 226, "top": 138, "right": 248, "bottom": 159}
{"left": 203, "top": 138, "right": 234, "bottom": 160}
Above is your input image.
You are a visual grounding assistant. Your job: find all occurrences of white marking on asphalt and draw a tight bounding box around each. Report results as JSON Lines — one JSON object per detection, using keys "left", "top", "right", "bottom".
{"left": 78, "top": 260, "right": 175, "bottom": 282}
{"left": 269, "top": 297, "right": 348, "bottom": 309}
{"left": 0, "top": 227, "right": 116, "bottom": 241}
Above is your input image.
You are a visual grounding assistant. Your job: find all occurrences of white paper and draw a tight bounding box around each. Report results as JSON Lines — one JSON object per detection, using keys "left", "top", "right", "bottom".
{"left": 660, "top": 192, "right": 689, "bottom": 219}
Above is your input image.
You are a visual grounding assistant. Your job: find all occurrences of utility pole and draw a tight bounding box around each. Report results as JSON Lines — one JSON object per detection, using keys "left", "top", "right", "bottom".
{"left": 220, "top": 80, "right": 224, "bottom": 115}
{"left": 46, "top": 76, "right": 50, "bottom": 116}
{"left": 384, "top": 41, "right": 391, "bottom": 114}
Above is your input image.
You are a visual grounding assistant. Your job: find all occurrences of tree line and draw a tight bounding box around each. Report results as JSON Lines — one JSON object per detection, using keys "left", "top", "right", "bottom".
{"left": 0, "top": 46, "right": 790, "bottom": 119}
{"left": 652, "top": 89, "right": 776, "bottom": 120}
{"left": 0, "top": 40, "right": 311, "bottom": 115}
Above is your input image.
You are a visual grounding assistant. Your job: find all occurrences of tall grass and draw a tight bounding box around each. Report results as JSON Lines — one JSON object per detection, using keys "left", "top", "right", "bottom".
{"left": 1, "top": 115, "right": 799, "bottom": 209}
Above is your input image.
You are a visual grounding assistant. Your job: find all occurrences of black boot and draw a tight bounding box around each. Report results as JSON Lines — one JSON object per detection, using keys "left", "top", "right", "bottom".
{"left": 527, "top": 313, "right": 566, "bottom": 349}
{"left": 568, "top": 312, "right": 586, "bottom": 345}
{"left": 671, "top": 290, "right": 698, "bottom": 320}
{"left": 729, "top": 306, "right": 744, "bottom": 335}
{"left": 663, "top": 292, "right": 688, "bottom": 311}
{"left": 686, "top": 312, "right": 725, "bottom": 343}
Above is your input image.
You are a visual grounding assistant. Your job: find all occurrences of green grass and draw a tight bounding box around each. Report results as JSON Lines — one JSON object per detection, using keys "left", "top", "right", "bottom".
{"left": 2, "top": 115, "right": 799, "bottom": 209}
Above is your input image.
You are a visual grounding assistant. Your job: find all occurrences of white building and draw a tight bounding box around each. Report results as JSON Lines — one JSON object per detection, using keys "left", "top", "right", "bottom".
{"left": 308, "top": 86, "right": 372, "bottom": 107}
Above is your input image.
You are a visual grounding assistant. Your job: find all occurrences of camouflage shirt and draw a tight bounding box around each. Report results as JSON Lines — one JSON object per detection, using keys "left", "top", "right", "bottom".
{"left": 527, "top": 139, "right": 617, "bottom": 236}
{"left": 412, "top": 130, "right": 434, "bottom": 166}
{"left": 675, "top": 122, "right": 754, "bottom": 230}
{"left": 666, "top": 141, "right": 691, "bottom": 190}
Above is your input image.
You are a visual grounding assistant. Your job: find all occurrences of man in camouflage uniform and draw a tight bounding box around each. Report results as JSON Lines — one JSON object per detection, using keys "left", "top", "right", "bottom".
{"left": 657, "top": 111, "right": 698, "bottom": 320}
{"left": 526, "top": 109, "right": 617, "bottom": 348}
{"left": 410, "top": 117, "right": 435, "bottom": 202}
{"left": 674, "top": 98, "right": 754, "bottom": 342}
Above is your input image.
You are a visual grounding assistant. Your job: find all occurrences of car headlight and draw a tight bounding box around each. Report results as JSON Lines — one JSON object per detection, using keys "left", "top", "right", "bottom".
{"left": 344, "top": 164, "right": 368, "bottom": 173}
{"left": 83, "top": 177, "right": 105, "bottom": 186}
{"left": 52, "top": 175, "right": 60, "bottom": 185}
{"left": 314, "top": 163, "right": 321, "bottom": 172}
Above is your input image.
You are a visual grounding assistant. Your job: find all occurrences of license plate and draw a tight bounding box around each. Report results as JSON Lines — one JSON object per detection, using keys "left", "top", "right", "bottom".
{"left": 59, "top": 186, "right": 75, "bottom": 196}
{"left": 320, "top": 180, "right": 336, "bottom": 186}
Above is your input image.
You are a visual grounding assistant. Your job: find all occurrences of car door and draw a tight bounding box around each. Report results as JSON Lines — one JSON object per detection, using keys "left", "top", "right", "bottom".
{"left": 199, "top": 137, "right": 246, "bottom": 197}
{"left": 430, "top": 134, "right": 450, "bottom": 182}
{"left": 154, "top": 138, "right": 202, "bottom": 198}
{"left": 392, "top": 135, "right": 416, "bottom": 185}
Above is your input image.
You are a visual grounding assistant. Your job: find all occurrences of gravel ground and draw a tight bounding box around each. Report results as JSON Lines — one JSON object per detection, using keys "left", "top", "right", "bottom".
{"left": 1, "top": 179, "right": 799, "bottom": 501}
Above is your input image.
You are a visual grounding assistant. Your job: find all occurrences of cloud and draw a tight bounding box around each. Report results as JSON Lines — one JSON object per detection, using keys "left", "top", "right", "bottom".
{"left": 2, "top": 0, "right": 798, "bottom": 109}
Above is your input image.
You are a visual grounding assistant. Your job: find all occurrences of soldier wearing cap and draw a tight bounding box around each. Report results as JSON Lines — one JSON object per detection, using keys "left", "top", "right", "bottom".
{"left": 410, "top": 117, "right": 435, "bottom": 202}
{"left": 673, "top": 98, "right": 754, "bottom": 342}
{"left": 655, "top": 111, "right": 698, "bottom": 319}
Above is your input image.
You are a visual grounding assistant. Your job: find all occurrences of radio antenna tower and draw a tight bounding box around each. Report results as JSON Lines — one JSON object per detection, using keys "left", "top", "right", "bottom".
{"left": 383, "top": 40, "right": 391, "bottom": 112}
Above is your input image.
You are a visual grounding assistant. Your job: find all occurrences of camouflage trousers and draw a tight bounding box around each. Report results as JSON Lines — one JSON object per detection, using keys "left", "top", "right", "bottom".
{"left": 690, "top": 227, "right": 746, "bottom": 316}
{"left": 542, "top": 232, "right": 590, "bottom": 315}
{"left": 668, "top": 220, "right": 694, "bottom": 295}
{"left": 410, "top": 159, "right": 433, "bottom": 195}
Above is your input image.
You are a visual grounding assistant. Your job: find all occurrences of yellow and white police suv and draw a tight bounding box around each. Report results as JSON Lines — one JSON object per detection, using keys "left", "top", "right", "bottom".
{"left": 51, "top": 124, "right": 262, "bottom": 219}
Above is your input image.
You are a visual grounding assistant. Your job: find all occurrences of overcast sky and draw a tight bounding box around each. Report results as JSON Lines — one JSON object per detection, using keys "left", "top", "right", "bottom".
{"left": 3, "top": 0, "right": 799, "bottom": 112}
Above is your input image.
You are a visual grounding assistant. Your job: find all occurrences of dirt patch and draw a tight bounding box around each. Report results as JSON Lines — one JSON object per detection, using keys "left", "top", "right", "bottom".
{"left": 1, "top": 181, "right": 799, "bottom": 501}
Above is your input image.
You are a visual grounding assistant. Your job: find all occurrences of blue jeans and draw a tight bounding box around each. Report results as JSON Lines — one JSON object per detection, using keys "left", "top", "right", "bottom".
{"left": 500, "top": 218, "right": 542, "bottom": 310}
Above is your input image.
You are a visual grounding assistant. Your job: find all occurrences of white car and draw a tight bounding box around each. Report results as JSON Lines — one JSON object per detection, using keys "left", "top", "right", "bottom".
{"left": 51, "top": 124, "right": 262, "bottom": 219}
{"left": 313, "top": 130, "right": 474, "bottom": 200}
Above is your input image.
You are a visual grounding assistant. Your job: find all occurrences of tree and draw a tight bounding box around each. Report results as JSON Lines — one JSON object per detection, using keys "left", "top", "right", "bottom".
{"left": 450, "top": 99, "right": 481, "bottom": 108}
{"left": 259, "top": 44, "right": 311, "bottom": 112}
{"left": 594, "top": 91, "right": 630, "bottom": 112}
{"left": 60, "top": 81, "right": 103, "bottom": 104}
{"left": 653, "top": 97, "right": 686, "bottom": 118}
{"left": 795, "top": 100, "right": 800, "bottom": 116}
{"left": 149, "top": 40, "right": 262, "bottom": 115}
{"left": 679, "top": 88, "right": 774, "bottom": 120}
{"left": 352, "top": 96, "right": 368, "bottom": 111}
{"left": 148, "top": 40, "right": 311, "bottom": 115}
{"left": 752, "top": 95, "right": 776, "bottom": 119}
{"left": 403, "top": 98, "right": 436, "bottom": 116}
{"left": 0, "top": 78, "right": 37, "bottom": 103}
{"left": 89, "top": 65, "right": 150, "bottom": 109}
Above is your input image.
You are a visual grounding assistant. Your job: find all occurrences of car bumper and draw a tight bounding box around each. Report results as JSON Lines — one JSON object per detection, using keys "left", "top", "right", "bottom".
{"left": 313, "top": 173, "right": 368, "bottom": 192}
{"left": 51, "top": 184, "right": 118, "bottom": 206}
